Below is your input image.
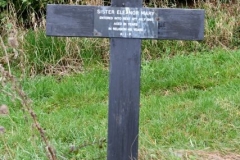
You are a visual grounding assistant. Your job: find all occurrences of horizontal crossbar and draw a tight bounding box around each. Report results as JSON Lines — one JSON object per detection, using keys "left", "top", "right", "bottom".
{"left": 46, "top": 5, "right": 204, "bottom": 40}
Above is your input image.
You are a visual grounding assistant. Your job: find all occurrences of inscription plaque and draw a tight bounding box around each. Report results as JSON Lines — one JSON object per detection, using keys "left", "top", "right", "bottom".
{"left": 94, "top": 7, "right": 158, "bottom": 38}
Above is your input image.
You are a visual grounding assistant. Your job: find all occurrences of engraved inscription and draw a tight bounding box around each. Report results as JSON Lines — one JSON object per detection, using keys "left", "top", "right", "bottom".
{"left": 94, "top": 7, "right": 158, "bottom": 38}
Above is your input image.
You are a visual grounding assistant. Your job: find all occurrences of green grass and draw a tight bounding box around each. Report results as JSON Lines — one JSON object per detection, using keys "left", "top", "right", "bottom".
{"left": 139, "top": 49, "right": 240, "bottom": 159}
{"left": 1, "top": 49, "right": 240, "bottom": 159}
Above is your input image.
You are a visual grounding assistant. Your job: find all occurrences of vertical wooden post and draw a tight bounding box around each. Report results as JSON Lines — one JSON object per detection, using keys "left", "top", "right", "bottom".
{"left": 107, "top": 0, "right": 142, "bottom": 159}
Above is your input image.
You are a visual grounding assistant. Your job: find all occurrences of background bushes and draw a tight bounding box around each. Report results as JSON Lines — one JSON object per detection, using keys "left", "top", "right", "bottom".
{"left": 0, "top": 0, "right": 238, "bottom": 30}
{"left": 0, "top": 0, "right": 239, "bottom": 75}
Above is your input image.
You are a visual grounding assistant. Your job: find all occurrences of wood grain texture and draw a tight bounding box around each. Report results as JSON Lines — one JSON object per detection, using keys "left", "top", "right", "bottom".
{"left": 157, "top": 9, "right": 205, "bottom": 40}
{"left": 107, "top": 38, "right": 141, "bottom": 160}
{"left": 107, "top": 0, "right": 142, "bottom": 160}
{"left": 46, "top": 5, "right": 94, "bottom": 37}
{"left": 46, "top": 5, "right": 204, "bottom": 40}
{"left": 107, "top": 0, "right": 141, "bottom": 160}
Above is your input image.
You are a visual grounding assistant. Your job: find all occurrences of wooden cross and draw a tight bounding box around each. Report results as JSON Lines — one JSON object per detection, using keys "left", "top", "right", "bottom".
{"left": 46, "top": 0, "right": 204, "bottom": 159}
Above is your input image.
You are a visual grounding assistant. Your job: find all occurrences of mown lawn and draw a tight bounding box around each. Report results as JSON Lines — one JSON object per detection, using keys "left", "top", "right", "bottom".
{"left": 1, "top": 49, "right": 240, "bottom": 159}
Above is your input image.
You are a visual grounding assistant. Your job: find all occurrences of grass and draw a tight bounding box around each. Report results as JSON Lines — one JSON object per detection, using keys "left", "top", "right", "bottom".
{"left": 1, "top": 0, "right": 239, "bottom": 75}
{"left": 139, "top": 49, "right": 240, "bottom": 159}
{"left": 0, "top": 1, "right": 239, "bottom": 159}
{"left": 1, "top": 48, "right": 240, "bottom": 159}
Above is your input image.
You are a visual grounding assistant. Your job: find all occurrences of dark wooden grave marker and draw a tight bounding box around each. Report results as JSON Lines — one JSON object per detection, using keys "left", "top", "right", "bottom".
{"left": 46, "top": 0, "right": 204, "bottom": 159}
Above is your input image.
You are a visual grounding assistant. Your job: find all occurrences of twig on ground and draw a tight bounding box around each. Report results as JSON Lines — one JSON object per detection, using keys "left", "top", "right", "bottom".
{"left": 0, "top": 64, "right": 57, "bottom": 160}
{"left": 0, "top": 36, "right": 11, "bottom": 74}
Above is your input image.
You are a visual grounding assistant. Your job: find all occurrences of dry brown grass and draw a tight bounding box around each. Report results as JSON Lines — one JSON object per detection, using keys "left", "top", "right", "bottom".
{"left": 204, "top": 2, "right": 240, "bottom": 48}
{"left": 0, "top": 0, "right": 239, "bottom": 76}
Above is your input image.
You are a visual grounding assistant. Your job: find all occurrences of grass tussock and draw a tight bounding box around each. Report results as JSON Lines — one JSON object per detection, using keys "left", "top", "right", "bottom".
{"left": 204, "top": 2, "right": 240, "bottom": 48}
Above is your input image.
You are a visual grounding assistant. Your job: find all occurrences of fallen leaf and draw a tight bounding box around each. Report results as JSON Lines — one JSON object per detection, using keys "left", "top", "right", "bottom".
{"left": 0, "top": 126, "right": 5, "bottom": 134}
{"left": 0, "top": 104, "right": 9, "bottom": 115}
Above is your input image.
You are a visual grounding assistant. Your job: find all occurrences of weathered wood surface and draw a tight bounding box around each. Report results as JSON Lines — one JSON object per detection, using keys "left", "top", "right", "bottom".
{"left": 107, "top": 0, "right": 142, "bottom": 159}
{"left": 107, "top": 38, "right": 141, "bottom": 160}
{"left": 46, "top": 5, "right": 204, "bottom": 40}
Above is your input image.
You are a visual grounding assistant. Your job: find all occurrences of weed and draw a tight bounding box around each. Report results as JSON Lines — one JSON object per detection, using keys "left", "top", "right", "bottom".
{"left": 0, "top": 64, "right": 57, "bottom": 160}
